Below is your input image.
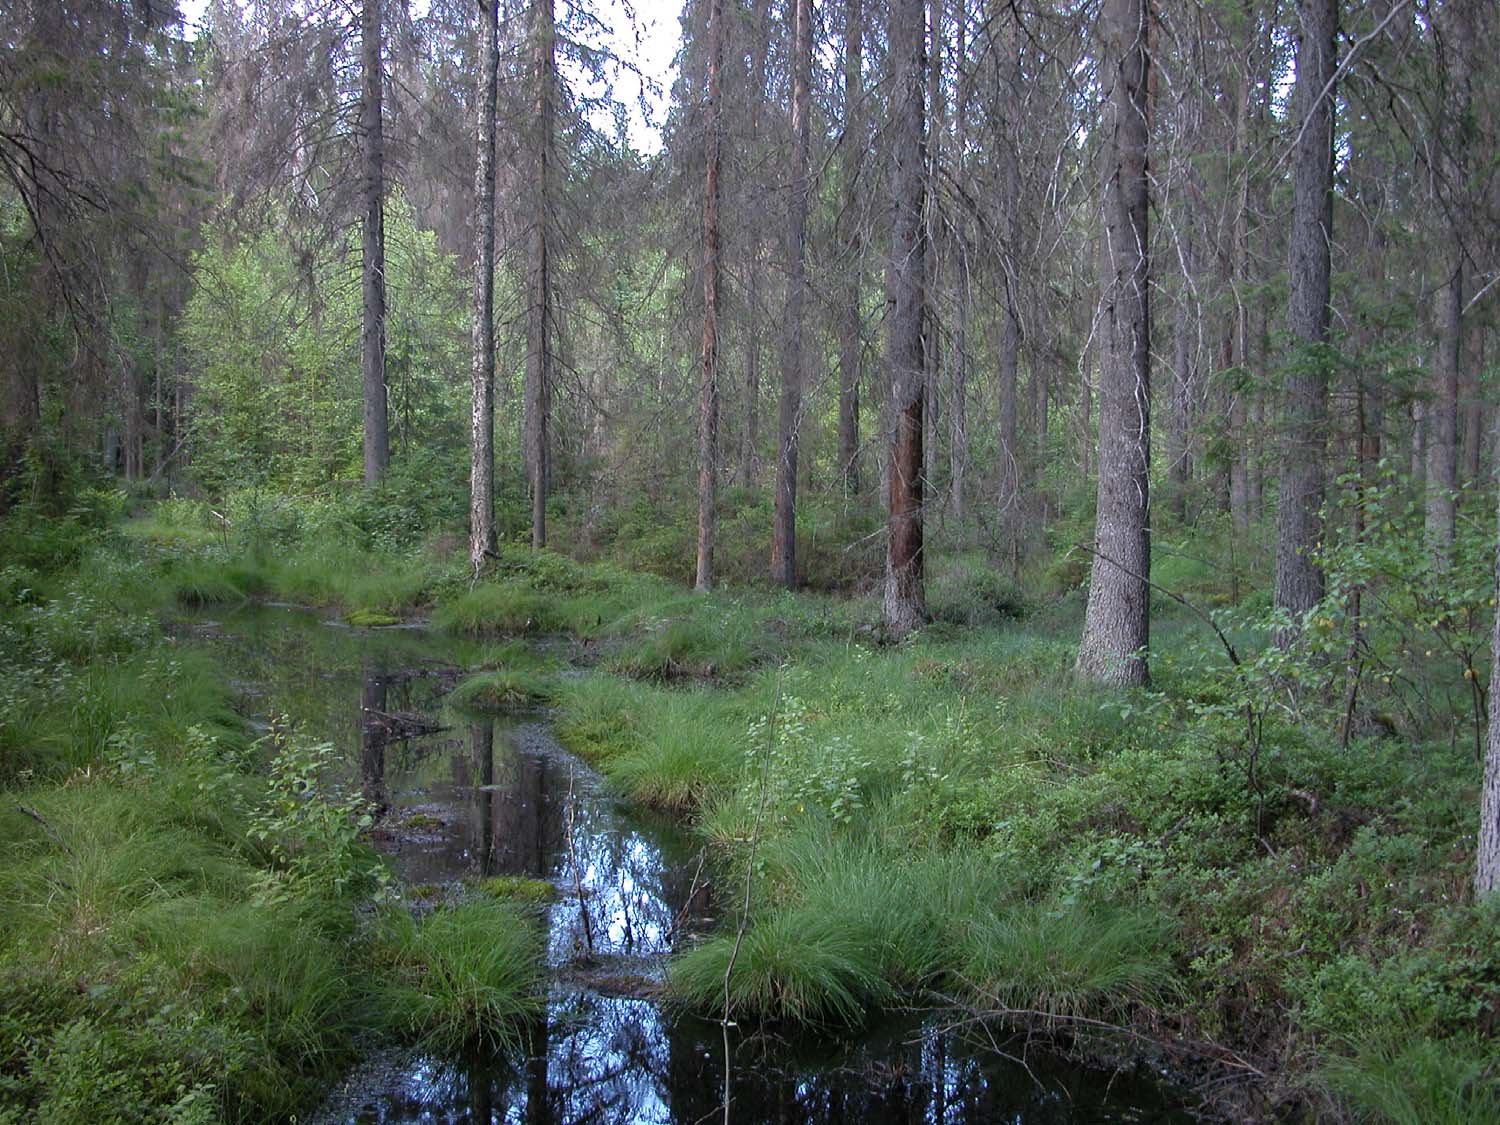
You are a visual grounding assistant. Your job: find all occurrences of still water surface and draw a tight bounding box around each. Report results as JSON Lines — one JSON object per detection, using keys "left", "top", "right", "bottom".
{"left": 191, "top": 605, "right": 1193, "bottom": 1124}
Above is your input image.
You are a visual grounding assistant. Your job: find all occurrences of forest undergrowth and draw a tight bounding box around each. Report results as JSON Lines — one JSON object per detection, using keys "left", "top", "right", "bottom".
{"left": 3, "top": 482, "right": 1499, "bottom": 1122}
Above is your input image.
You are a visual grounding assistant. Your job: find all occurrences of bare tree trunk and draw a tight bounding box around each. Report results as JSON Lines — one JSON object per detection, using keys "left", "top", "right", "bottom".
{"left": 922, "top": 0, "right": 944, "bottom": 509}
{"left": 837, "top": 0, "right": 864, "bottom": 494}
{"left": 771, "top": 0, "right": 813, "bottom": 590}
{"left": 1076, "top": 0, "right": 1151, "bottom": 688}
{"left": 1167, "top": 287, "right": 1193, "bottom": 524}
{"left": 997, "top": 302, "right": 1020, "bottom": 521}
{"left": 695, "top": 0, "right": 724, "bottom": 592}
{"left": 525, "top": 0, "right": 555, "bottom": 549}
{"left": 1480, "top": 402, "right": 1500, "bottom": 895}
{"left": 468, "top": 0, "right": 499, "bottom": 571}
{"left": 1427, "top": 266, "right": 1462, "bottom": 564}
{"left": 883, "top": 0, "right": 928, "bottom": 638}
{"left": 1425, "top": 0, "right": 1471, "bottom": 564}
{"left": 740, "top": 0, "right": 773, "bottom": 488}
{"left": 361, "top": 0, "right": 389, "bottom": 488}
{"left": 948, "top": 0, "right": 970, "bottom": 523}
{"left": 1463, "top": 329, "right": 1485, "bottom": 482}
{"left": 1274, "top": 0, "right": 1336, "bottom": 627}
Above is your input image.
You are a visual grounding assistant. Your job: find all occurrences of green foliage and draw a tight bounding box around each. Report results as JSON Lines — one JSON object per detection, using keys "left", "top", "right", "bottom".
{"left": 446, "top": 668, "right": 556, "bottom": 710}
{"left": 374, "top": 901, "right": 542, "bottom": 1051}
{"left": 1323, "top": 1035, "right": 1500, "bottom": 1125}
{"left": 182, "top": 197, "right": 467, "bottom": 496}
{"left": 247, "top": 725, "right": 389, "bottom": 903}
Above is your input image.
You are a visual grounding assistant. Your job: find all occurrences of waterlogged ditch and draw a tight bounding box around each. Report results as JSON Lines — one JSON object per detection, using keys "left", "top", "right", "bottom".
{"left": 192, "top": 605, "right": 1193, "bottom": 1123}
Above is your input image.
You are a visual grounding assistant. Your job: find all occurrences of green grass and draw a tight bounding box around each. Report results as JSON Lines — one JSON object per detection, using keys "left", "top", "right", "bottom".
{"left": 374, "top": 900, "right": 543, "bottom": 1050}
{"left": 432, "top": 583, "right": 569, "bottom": 635}
{"left": 1323, "top": 1035, "right": 1500, "bottom": 1125}
{"left": 446, "top": 669, "right": 557, "bottom": 710}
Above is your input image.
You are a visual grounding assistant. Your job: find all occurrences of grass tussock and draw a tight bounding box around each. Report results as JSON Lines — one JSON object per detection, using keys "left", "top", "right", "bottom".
{"left": 374, "top": 900, "right": 543, "bottom": 1050}
{"left": 446, "top": 668, "right": 557, "bottom": 711}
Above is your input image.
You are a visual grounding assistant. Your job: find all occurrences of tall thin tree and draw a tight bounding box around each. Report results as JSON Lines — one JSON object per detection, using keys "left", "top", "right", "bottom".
{"left": 771, "top": 0, "right": 814, "bottom": 589}
{"left": 361, "top": 0, "right": 389, "bottom": 487}
{"left": 525, "top": 0, "right": 555, "bottom": 548}
{"left": 882, "top": 0, "right": 929, "bottom": 638}
{"left": 836, "top": 0, "right": 865, "bottom": 494}
{"left": 1075, "top": 0, "right": 1151, "bottom": 687}
{"left": 468, "top": 0, "right": 499, "bottom": 571}
{"left": 1274, "top": 0, "right": 1337, "bottom": 626}
{"left": 695, "top": 0, "right": 725, "bottom": 592}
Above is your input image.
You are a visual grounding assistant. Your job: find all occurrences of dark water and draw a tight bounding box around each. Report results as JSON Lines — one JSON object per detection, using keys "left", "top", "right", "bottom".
{"left": 187, "top": 605, "right": 1193, "bottom": 1124}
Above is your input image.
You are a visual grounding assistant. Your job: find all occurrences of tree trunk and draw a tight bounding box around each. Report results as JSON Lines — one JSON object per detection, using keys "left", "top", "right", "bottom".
{"left": 1426, "top": 265, "right": 1462, "bottom": 564}
{"left": 361, "top": 0, "right": 389, "bottom": 488}
{"left": 771, "top": 0, "right": 813, "bottom": 590}
{"left": 997, "top": 301, "right": 1020, "bottom": 520}
{"left": 525, "top": 0, "right": 555, "bottom": 549}
{"left": 1076, "top": 0, "right": 1151, "bottom": 688}
{"left": 1274, "top": 0, "right": 1336, "bottom": 627}
{"left": 695, "top": 0, "right": 725, "bottom": 592}
{"left": 1462, "top": 329, "right": 1485, "bottom": 483}
{"left": 1480, "top": 413, "right": 1500, "bottom": 895}
{"left": 468, "top": 0, "right": 499, "bottom": 571}
{"left": 882, "top": 0, "right": 928, "bottom": 638}
{"left": 836, "top": 0, "right": 864, "bottom": 495}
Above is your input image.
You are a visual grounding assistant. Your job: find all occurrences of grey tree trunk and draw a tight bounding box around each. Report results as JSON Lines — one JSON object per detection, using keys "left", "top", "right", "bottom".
{"left": 883, "top": 0, "right": 928, "bottom": 639}
{"left": 468, "top": 0, "right": 499, "bottom": 571}
{"left": 1425, "top": 0, "right": 1472, "bottom": 563}
{"left": 1462, "top": 329, "right": 1485, "bottom": 482}
{"left": 836, "top": 0, "right": 864, "bottom": 495}
{"left": 1426, "top": 266, "right": 1462, "bottom": 564}
{"left": 525, "top": 0, "right": 555, "bottom": 549}
{"left": 997, "top": 301, "right": 1020, "bottom": 522}
{"left": 1274, "top": 0, "right": 1336, "bottom": 627}
{"left": 771, "top": 0, "right": 813, "bottom": 590}
{"left": 1479, "top": 429, "right": 1500, "bottom": 895}
{"left": 1076, "top": 0, "right": 1151, "bottom": 688}
{"left": 695, "top": 0, "right": 725, "bottom": 592}
{"left": 361, "top": 0, "right": 389, "bottom": 488}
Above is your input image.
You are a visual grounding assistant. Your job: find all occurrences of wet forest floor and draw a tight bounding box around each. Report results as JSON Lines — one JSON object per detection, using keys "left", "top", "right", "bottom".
{"left": 2, "top": 511, "right": 1499, "bottom": 1122}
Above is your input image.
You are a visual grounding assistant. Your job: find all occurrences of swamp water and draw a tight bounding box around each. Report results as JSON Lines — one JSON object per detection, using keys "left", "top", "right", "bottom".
{"left": 188, "top": 605, "right": 1193, "bottom": 1123}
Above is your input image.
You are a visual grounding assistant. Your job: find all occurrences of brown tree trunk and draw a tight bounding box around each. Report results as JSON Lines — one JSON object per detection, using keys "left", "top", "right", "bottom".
{"left": 883, "top": 0, "right": 929, "bottom": 638}
{"left": 1274, "top": 0, "right": 1336, "bottom": 627}
{"left": 469, "top": 0, "right": 499, "bottom": 570}
{"left": 771, "top": 0, "right": 813, "bottom": 590}
{"left": 525, "top": 0, "right": 555, "bottom": 549}
{"left": 837, "top": 0, "right": 864, "bottom": 495}
{"left": 1076, "top": 0, "right": 1151, "bottom": 688}
{"left": 695, "top": 0, "right": 725, "bottom": 592}
{"left": 361, "top": 0, "right": 388, "bottom": 488}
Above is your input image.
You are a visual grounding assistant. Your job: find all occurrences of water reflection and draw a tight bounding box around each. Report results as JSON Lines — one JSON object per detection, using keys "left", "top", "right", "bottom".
{"left": 191, "top": 608, "right": 1188, "bottom": 1124}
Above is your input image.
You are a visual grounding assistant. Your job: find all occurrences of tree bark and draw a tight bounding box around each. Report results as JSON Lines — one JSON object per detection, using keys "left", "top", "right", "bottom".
{"left": 695, "top": 0, "right": 725, "bottom": 592}
{"left": 525, "top": 0, "right": 555, "bottom": 549}
{"left": 361, "top": 0, "right": 389, "bottom": 488}
{"left": 1426, "top": 265, "right": 1462, "bottom": 564}
{"left": 1274, "top": 0, "right": 1336, "bottom": 628}
{"left": 1076, "top": 0, "right": 1151, "bottom": 688}
{"left": 468, "top": 0, "right": 499, "bottom": 571}
{"left": 1480, "top": 416, "right": 1500, "bottom": 895}
{"left": 771, "top": 0, "right": 813, "bottom": 590}
{"left": 1424, "top": 0, "right": 1471, "bottom": 565}
{"left": 836, "top": 0, "right": 865, "bottom": 495}
{"left": 882, "top": 0, "right": 929, "bottom": 638}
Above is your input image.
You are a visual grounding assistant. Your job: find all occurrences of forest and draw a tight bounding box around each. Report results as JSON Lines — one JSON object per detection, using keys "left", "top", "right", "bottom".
{"left": 2, "top": 0, "right": 1499, "bottom": 1119}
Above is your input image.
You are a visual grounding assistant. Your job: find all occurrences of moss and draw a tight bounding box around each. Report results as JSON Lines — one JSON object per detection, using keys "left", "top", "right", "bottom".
{"left": 345, "top": 608, "right": 402, "bottom": 627}
{"left": 475, "top": 875, "right": 558, "bottom": 906}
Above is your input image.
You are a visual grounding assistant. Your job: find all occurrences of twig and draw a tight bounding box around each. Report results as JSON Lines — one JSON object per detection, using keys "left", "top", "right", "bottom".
{"left": 720, "top": 666, "right": 782, "bottom": 1125}
{"left": 16, "top": 805, "right": 73, "bottom": 857}
{"left": 564, "top": 766, "right": 594, "bottom": 958}
{"left": 1077, "top": 542, "right": 1240, "bottom": 667}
